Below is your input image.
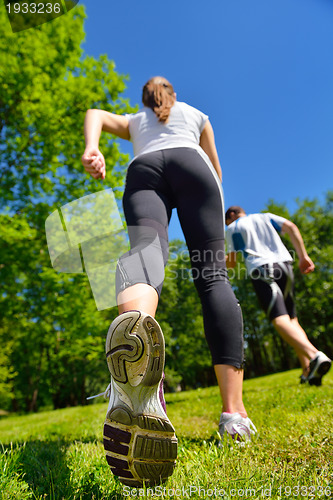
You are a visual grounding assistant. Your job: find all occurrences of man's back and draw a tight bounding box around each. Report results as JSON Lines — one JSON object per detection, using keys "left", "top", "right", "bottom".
{"left": 226, "top": 213, "right": 293, "bottom": 272}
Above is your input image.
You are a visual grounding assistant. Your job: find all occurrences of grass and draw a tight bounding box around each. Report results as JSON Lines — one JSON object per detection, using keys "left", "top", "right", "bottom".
{"left": 0, "top": 369, "right": 332, "bottom": 499}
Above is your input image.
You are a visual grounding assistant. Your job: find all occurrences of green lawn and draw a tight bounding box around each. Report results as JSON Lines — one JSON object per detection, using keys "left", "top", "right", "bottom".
{"left": 0, "top": 369, "right": 332, "bottom": 499}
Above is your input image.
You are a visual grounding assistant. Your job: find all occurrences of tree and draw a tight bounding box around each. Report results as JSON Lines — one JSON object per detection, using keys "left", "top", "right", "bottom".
{"left": 0, "top": 5, "right": 133, "bottom": 216}
{"left": 0, "top": 5, "right": 134, "bottom": 411}
{"left": 286, "top": 193, "right": 333, "bottom": 354}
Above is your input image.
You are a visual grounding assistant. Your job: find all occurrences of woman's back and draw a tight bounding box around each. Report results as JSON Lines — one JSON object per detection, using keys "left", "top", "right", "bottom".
{"left": 127, "top": 101, "right": 208, "bottom": 158}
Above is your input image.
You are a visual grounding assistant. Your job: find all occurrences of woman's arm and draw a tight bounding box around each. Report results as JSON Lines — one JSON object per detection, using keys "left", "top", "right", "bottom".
{"left": 82, "top": 109, "right": 130, "bottom": 179}
{"left": 84, "top": 109, "right": 130, "bottom": 142}
{"left": 199, "top": 120, "right": 222, "bottom": 181}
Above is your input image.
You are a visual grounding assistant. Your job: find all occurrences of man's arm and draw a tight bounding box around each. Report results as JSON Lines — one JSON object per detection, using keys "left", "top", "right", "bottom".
{"left": 281, "top": 220, "right": 315, "bottom": 274}
{"left": 225, "top": 252, "right": 238, "bottom": 269}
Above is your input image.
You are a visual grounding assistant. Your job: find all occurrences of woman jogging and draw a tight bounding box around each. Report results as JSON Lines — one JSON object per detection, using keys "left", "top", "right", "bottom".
{"left": 82, "top": 77, "right": 256, "bottom": 487}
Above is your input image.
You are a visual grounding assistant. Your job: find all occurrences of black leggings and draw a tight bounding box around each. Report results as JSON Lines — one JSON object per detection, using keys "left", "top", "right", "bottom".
{"left": 116, "top": 147, "right": 244, "bottom": 368}
{"left": 251, "top": 262, "right": 296, "bottom": 321}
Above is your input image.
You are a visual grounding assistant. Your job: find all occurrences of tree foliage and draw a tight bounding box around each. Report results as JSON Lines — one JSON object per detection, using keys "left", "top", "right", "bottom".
{"left": 0, "top": 5, "right": 132, "bottom": 411}
{"left": 0, "top": 6, "right": 132, "bottom": 215}
{"left": 0, "top": 7, "right": 332, "bottom": 413}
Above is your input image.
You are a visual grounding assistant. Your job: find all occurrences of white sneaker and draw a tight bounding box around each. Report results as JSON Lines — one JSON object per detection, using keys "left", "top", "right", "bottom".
{"left": 219, "top": 412, "right": 257, "bottom": 445}
{"left": 307, "top": 351, "right": 331, "bottom": 386}
{"left": 103, "top": 311, "right": 177, "bottom": 487}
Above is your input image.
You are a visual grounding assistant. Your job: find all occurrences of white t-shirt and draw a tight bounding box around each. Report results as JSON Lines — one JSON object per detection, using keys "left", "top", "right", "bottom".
{"left": 126, "top": 101, "right": 208, "bottom": 159}
{"left": 225, "top": 213, "right": 293, "bottom": 273}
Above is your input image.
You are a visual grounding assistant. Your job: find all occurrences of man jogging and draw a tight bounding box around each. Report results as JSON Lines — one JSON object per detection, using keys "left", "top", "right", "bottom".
{"left": 225, "top": 206, "right": 331, "bottom": 385}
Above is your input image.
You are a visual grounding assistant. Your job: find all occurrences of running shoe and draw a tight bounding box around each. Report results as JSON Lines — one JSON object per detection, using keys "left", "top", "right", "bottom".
{"left": 300, "top": 374, "right": 307, "bottom": 384}
{"left": 103, "top": 311, "right": 177, "bottom": 487}
{"left": 218, "top": 412, "right": 257, "bottom": 445}
{"left": 307, "top": 351, "right": 331, "bottom": 386}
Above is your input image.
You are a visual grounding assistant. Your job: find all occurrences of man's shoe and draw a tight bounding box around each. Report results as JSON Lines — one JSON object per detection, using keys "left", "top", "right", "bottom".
{"left": 300, "top": 374, "right": 307, "bottom": 384}
{"left": 219, "top": 412, "right": 257, "bottom": 445}
{"left": 307, "top": 351, "right": 331, "bottom": 386}
{"left": 103, "top": 311, "right": 177, "bottom": 487}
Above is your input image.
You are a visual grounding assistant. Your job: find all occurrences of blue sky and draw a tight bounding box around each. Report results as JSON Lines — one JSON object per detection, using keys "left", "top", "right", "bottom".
{"left": 80, "top": 0, "right": 333, "bottom": 240}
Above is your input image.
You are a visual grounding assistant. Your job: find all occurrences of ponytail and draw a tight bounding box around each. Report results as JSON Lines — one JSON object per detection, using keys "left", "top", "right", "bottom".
{"left": 142, "top": 77, "right": 176, "bottom": 123}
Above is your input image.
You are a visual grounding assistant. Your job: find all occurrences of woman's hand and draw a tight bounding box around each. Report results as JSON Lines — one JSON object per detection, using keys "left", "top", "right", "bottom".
{"left": 81, "top": 146, "right": 106, "bottom": 180}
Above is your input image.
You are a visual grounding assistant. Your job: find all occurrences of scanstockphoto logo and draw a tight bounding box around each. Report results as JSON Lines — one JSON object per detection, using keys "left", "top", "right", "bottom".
{"left": 4, "top": 0, "right": 79, "bottom": 33}
{"left": 45, "top": 189, "right": 164, "bottom": 311}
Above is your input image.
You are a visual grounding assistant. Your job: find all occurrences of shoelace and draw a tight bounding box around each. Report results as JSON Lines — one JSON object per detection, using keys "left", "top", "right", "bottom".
{"left": 219, "top": 414, "right": 257, "bottom": 443}
{"left": 244, "top": 418, "right": 257, "bottom": 434}
{"left": 86, "top": 383, "right": 111, "bottom": 401}
{"left": 231, "top": 419, "right": 256, "bottom": 438}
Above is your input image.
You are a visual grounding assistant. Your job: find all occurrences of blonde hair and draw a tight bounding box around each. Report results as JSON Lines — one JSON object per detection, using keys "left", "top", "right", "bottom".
{"left": 142, "top": 76, "right": 176, "bottom": 123}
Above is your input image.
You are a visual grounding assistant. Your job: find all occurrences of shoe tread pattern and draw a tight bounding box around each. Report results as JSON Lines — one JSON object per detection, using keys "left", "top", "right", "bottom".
{"left": 104, "top": 311, "right": 177, "bottom": 486}
{"left": 104, "top": 419, "right": 177, "bottom": 486}
{"left": 106, "top": 315, "right": 144, "bottom": 384}
{"left": 106, "top": 312, "right": 164, "bottom": 387}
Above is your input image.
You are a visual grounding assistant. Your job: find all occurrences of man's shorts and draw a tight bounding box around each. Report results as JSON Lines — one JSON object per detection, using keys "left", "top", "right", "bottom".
{"left": 250, "top": 261, "right": 296, "bottom": 321}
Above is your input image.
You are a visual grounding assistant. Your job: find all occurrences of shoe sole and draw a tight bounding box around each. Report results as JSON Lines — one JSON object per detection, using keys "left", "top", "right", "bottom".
{"left": 103, "top": 311, "right": 177, "bottom": 487}
{"left": 308, "top": 359, "right": 331, "bottom": 386}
